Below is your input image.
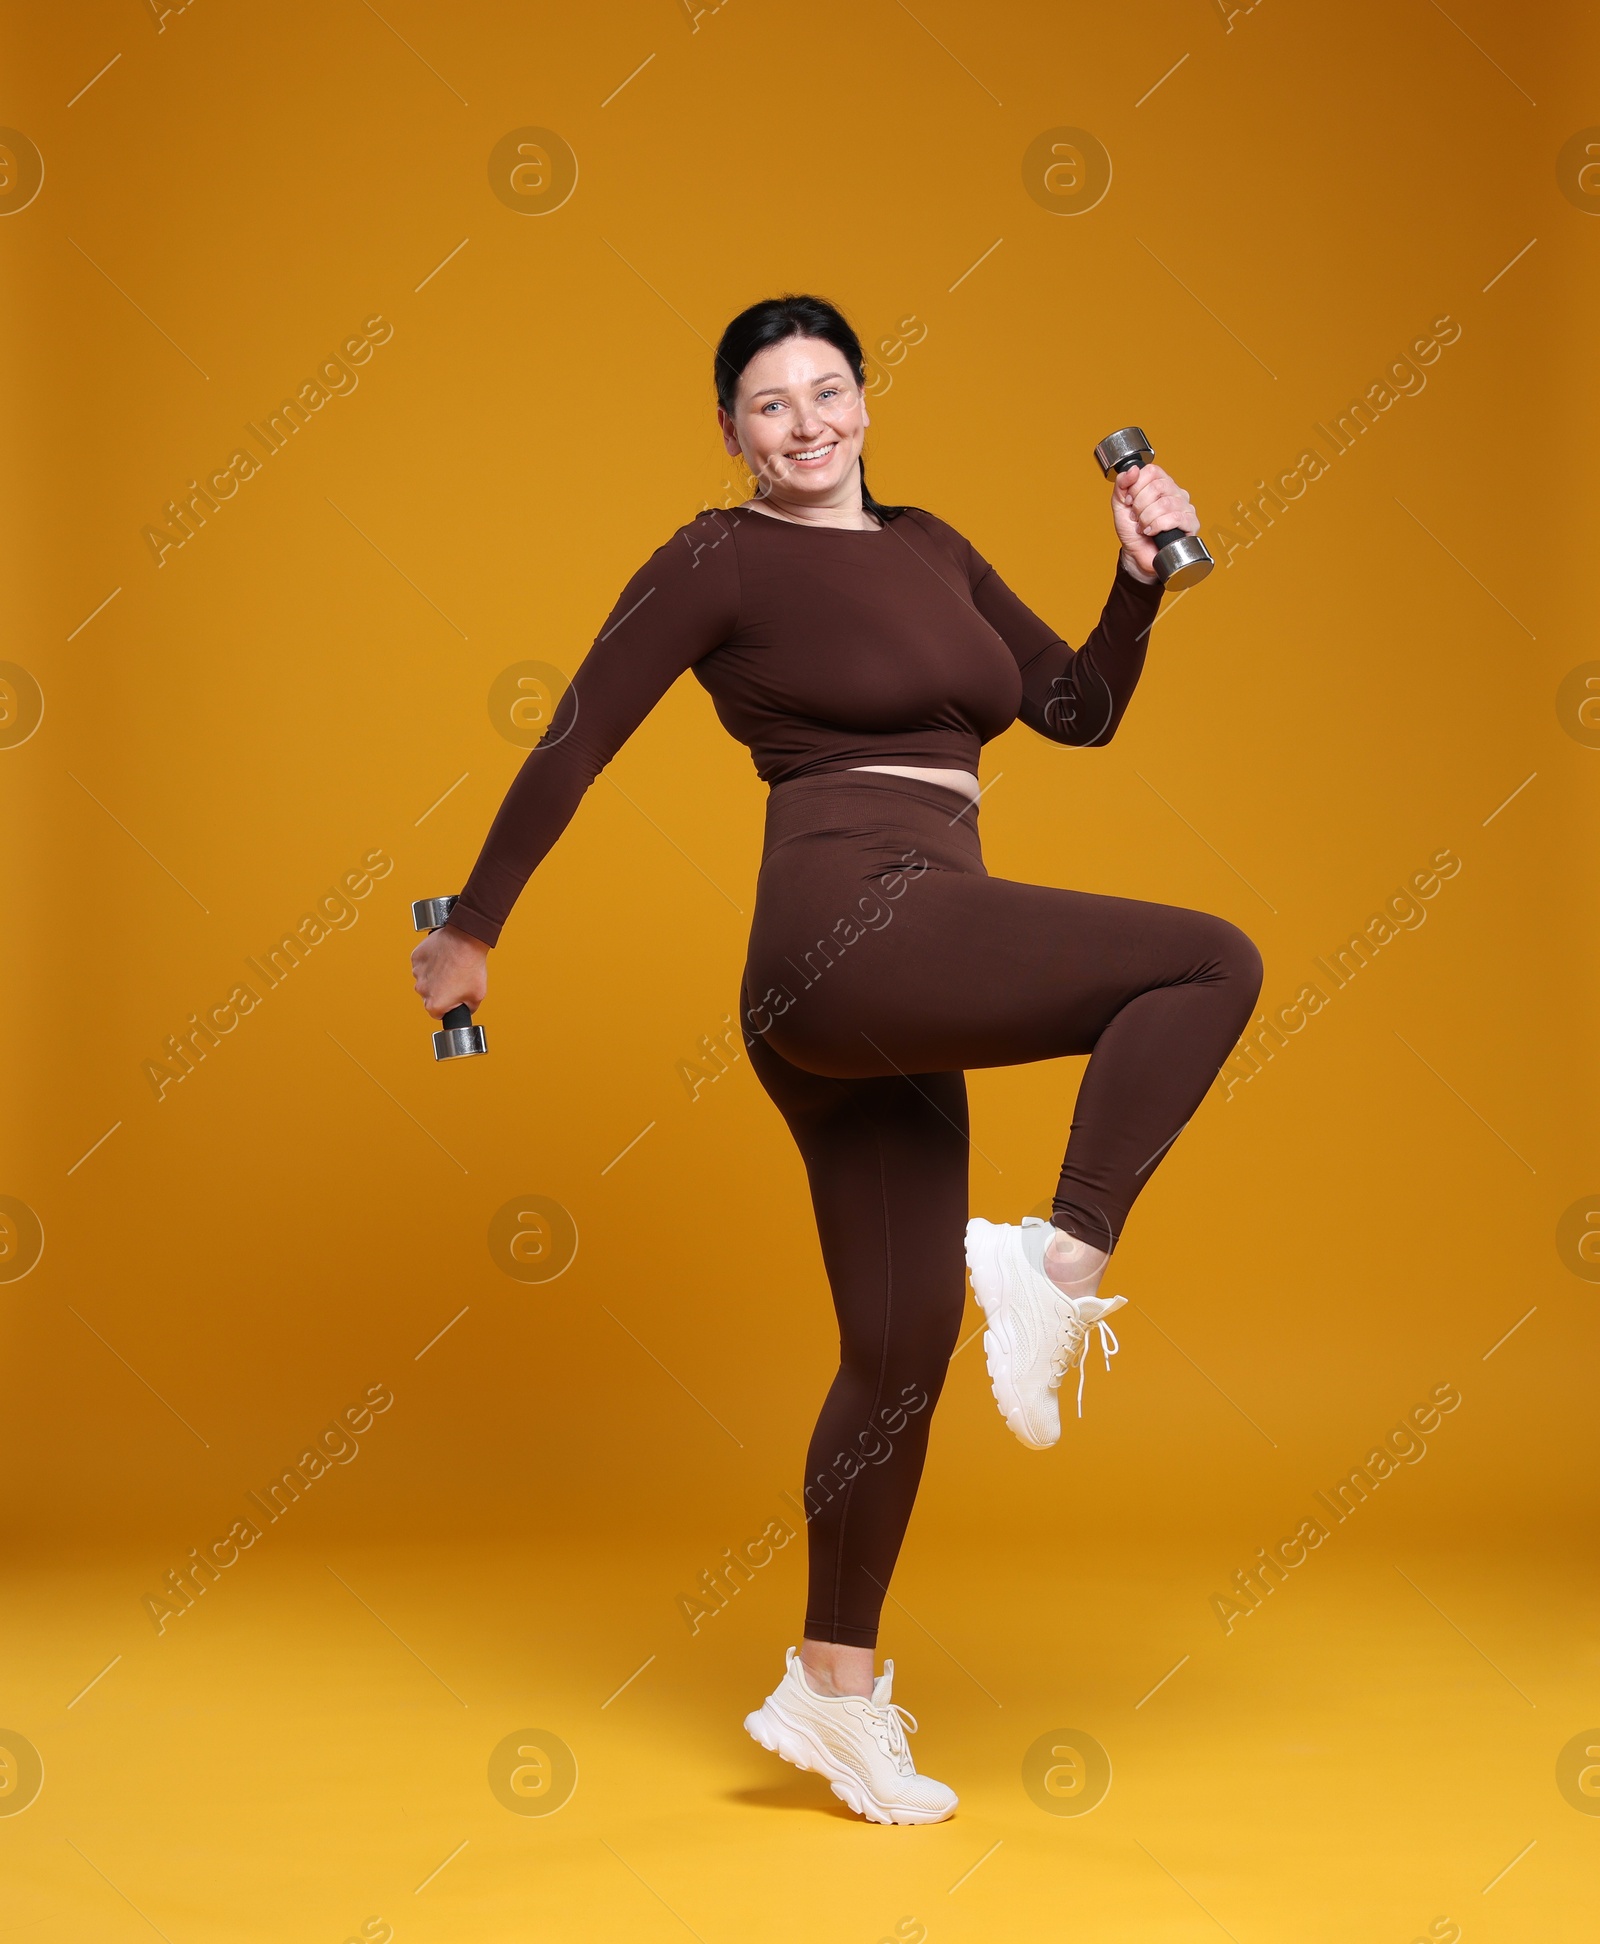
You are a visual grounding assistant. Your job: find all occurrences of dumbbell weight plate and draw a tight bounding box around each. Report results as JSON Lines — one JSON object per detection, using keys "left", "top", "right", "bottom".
{"left": 1093, "top": 426, "right": 1156, "bottom": 476}
{"left": 412, "top": 895, "right": 459, "bottom": 931}
{"left": 433, "top": 1003, "right": 488, "bottom": 1061}
{"left": 1151, "top": 532, "right": 1212, "bottom": 590}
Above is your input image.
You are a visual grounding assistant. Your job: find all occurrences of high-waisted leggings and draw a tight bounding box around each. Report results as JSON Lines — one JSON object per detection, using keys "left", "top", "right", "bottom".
{"left": 738, "top": 770, "right": 1264, "bottom": 1648}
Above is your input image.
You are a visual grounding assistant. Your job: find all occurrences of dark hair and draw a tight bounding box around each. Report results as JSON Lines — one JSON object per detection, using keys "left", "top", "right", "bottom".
{"left": 712, "top": 294, "right": 912, "bottom": 522}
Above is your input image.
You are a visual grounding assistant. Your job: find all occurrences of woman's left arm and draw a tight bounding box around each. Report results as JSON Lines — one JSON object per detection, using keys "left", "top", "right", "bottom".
{"left": 968, "top": 461, "right": 1196, "bottom": 747}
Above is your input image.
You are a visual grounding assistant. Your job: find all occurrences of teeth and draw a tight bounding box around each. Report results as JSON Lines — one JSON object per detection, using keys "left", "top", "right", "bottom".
{"left": 789, "top": 444, "right": 835, "bottom": 461}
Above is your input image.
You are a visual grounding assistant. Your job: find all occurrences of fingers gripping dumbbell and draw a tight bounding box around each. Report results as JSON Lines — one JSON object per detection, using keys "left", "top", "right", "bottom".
{"left": 411, "top": 895, "right": 488, "bottom": 1061}
{"left": 1093, "top": 427, "right": 1214, "bottom": 591}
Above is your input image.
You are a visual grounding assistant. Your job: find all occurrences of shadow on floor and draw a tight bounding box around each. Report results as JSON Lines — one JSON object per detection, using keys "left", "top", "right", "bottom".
{"left": 724, "top": 1775, "right": 861, "bottom": 1820}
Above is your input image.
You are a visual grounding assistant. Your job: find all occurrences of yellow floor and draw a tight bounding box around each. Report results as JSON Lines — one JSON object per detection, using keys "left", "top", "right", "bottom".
{"left": 4, "top": 1536, "right": 1593, "bottom": 1940}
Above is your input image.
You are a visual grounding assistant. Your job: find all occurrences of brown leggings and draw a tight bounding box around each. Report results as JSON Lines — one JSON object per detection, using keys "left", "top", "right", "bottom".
{"left": 739, "top": 771, "right": 1264, "bottom": 1647}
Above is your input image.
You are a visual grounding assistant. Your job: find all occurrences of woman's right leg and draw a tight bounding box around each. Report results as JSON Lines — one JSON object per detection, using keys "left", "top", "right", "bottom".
{"left": 741, "top": 985, "right": 970, "bottom": 1681}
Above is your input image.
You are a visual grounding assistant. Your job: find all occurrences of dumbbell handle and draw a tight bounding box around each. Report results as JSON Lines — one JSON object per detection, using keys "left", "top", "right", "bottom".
{"left": 1107, "top": 453, "right": 1188, "bottom": 553}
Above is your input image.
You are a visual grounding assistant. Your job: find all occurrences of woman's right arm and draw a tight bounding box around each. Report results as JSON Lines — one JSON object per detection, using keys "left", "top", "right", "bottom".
{"left": 419, "top": 511, "right": 741, "bottom": 988}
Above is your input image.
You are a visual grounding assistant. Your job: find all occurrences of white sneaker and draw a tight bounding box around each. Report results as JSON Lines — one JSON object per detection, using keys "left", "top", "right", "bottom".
{"left": 744, "top": 1646, "right": 958, "bottom": 1825}
{"left": 965, "top": 1215, "right": 1125, "bottom": 1449}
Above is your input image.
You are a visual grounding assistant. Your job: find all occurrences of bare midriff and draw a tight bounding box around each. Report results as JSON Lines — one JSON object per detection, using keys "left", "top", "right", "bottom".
{"left": 849, "top": 764, "right": 981, "bottom": 803}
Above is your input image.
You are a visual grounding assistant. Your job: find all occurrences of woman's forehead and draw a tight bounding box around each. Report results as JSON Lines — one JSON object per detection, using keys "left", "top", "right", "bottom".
{"left": 739, "top": 337, "right": 853, "bottom": 399}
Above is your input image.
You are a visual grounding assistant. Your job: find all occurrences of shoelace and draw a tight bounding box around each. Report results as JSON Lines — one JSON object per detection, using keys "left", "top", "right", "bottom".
{"left": 845, "top": 1698, "right": 919, "bottom": 1774}
{"left": 1047, "top": 1301, "right": 1121, "bottom": 1417}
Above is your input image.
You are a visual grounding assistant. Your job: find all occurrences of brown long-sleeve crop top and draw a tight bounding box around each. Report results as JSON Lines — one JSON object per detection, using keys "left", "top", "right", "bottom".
{"left": 449, "top": 503, "right": 1165, "bottom": 947}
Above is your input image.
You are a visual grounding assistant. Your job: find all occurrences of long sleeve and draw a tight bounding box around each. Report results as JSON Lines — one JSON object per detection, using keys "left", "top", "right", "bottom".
{"left": 967, "top": 542, "right": 1165, "bottom": 748}
{"left": 448, "top": 511, "right": 742, "bottom": 946}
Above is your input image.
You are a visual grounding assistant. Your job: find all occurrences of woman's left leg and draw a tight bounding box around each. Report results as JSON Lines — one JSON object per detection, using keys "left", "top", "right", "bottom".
{"left": 757, "top": 861, "right": 1264, "bottom": 1257}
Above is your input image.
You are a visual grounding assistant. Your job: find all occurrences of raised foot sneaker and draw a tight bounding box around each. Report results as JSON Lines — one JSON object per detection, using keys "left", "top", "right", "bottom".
{"left": 744, "top": 1646, "right": 958, "bottom": 1825}
{"left": 965, "top": 1214, "right": 1125, "bottom": 1450}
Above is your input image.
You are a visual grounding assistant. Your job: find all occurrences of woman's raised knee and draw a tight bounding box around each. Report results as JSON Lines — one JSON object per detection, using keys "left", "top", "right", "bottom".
{"left": 1217, "top": 918, "right": 1264, "bottom": 1000}
{"left": 1182, "top": 910, "right": 1263, "bottom": 1000}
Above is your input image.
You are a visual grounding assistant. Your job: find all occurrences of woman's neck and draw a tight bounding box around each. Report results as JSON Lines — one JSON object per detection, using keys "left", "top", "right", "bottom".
{"left": 740, "top": 491, "right": 880, "bottom": 531}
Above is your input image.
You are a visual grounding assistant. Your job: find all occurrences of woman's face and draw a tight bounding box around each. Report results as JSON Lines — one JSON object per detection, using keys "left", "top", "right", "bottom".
{"left": 717, "top": 335, "right": 870, "bottom": 500}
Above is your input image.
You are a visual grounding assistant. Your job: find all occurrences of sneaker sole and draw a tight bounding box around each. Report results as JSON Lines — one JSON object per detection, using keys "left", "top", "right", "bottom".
{"left": 743, "top": 1701, "right": 956, "bottom": 1826}
{"left": 964, "top": 1218, "right": 1056, "bottom": 1451}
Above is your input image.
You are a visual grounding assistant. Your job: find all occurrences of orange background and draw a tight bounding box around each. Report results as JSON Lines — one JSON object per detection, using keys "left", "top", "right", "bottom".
{"left": 2, "top": 1, "right": 1596, "bottom": 1937}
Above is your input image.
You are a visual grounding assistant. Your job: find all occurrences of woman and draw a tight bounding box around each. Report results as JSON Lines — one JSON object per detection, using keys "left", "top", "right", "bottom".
{"left": 411, "top": 294, "right": 1263, "bottom": 1826}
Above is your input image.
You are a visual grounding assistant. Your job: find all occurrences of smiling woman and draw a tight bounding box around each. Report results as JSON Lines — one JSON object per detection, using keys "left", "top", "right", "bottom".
{"left": 411, "top": 290, "right": 1262, "bottom": 1826}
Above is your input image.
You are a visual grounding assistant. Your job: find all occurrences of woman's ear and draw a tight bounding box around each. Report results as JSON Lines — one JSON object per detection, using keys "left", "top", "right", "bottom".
{"left": 715, "top": 405, "right": 742, "bottom": 459}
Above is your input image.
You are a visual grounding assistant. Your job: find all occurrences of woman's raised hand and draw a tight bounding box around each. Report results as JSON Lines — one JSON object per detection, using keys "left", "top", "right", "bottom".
{"left": 410, "top": 924, "right": 489, "bottom": 1020}
{"left": 1111, "top": 462, "right": 1198, "bottom": 583}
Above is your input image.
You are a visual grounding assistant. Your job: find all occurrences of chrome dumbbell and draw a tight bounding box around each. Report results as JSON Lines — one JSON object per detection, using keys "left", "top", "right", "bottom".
{"left": 1092, "top": 427, "right": 1214, "bottom": 590}
{"left": 411, "top": 895, "right": 488, "bottom": 1060}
